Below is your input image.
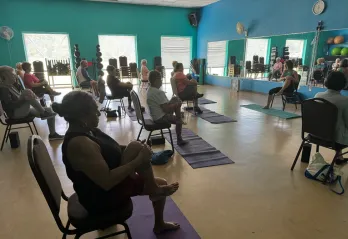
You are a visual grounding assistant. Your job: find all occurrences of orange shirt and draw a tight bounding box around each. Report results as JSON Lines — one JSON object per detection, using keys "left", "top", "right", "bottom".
{"left": 174, "top": 72, "right": 187, "bottom": 93}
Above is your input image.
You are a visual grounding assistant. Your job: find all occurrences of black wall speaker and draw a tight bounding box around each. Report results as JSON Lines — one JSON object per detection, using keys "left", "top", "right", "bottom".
{"left": 188, "top": 12, "right": 198, "bottom": 27}
{"left": 154, "top": 56, "right": 162, "bottom": 68}
{"left": 229, "top": 56, "right": 236, "bottom": 65}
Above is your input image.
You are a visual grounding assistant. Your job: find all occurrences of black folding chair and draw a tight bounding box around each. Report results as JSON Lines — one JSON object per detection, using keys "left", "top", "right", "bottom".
{"left": 271, "top": 76, "right": 302, "bottom": 111}
{"left": 130, "top": 90, "right": 174, "bottom": 152}
{"left": 0, "top": 101, "right": 38, "bottom": 151}
{"left": 27, "top": 135, "right": 133, "bottom": 239}
{"left": 291, "top": 98, "right": 348, "bottom": 184}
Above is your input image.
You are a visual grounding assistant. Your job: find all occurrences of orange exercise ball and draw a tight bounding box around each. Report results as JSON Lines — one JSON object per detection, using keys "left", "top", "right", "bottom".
{"left": 327, "top": 37, "right": 334, "bottom": 44}
{"left": 334, "top": 36, "right": 345, "bottom": 44}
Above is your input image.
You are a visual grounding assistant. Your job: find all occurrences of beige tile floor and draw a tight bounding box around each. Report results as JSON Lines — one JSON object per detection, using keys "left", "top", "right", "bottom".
{"left": 1, "top": 85, "right": 348, "bottom": 239}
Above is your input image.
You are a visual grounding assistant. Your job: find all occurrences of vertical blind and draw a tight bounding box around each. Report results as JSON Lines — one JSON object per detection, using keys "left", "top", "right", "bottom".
{"left": 286, "top": 39, "right": 305, "bottom": 59}
{"left": 207, "top": 41, "right": 227, "bottom": 67}
{"left": 161, "top": 37, "right": 191, "bottom": 69}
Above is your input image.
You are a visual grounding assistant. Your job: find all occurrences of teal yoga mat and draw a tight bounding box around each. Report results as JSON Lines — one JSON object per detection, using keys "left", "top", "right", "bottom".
{"left": 241, "top": 104, "right": 301, "bottom": 119}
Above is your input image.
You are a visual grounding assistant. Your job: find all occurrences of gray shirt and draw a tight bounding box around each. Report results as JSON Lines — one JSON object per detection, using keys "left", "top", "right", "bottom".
{"left": 315, "top": 90, "right": 348, "bottom": 145}
{"left": 146, "top": 86, "right": 168, "bottom": 121}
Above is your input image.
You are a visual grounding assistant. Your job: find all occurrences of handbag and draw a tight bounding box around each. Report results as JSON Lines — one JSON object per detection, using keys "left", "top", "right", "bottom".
{"left": 151, "top": 150, "right": 174, "bottom": 165}
{"left": 305, "top": 152, "right": 345, "bottom": 195}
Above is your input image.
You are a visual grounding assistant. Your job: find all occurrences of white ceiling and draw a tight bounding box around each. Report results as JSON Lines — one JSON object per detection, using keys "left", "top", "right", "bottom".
{"left": 88, "top": 0, "right": 219, "bottom": 8}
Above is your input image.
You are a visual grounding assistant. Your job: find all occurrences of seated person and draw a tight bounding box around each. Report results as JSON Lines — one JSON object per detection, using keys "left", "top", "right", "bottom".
{"left": 76, "top": 60, "right": 99, "bottom": 97}
{"left": 263, "top": 60, "right": 299, "bottom": 109}
{"left": 106, "top": 65, "right": 134, "bottom": 111}
{"left": 171, "top": 61, "right": 178, "bottom": 77}
{"left": 52, "top": 91, "right": 180, "bottom": 233}
{"left": 332, "top": 58, "right": 341, "bottom": 71}
{"left": 22, "top": 62, "right": 61, "bottom": 102}
{"left": 141, "top": 59, "right": 149, "bottom": 82}
{"left": 147, "top": 71, "right": 187, "bottom": 146}
{"left": 268, "top": 57, "right": 283, "bottom": 80}
{"left": 315, "top": 71, "right": 348, "bottom": 165}
{"left": 173, "top": 63, "right": 203, "bottom": 113}
{"left": 97, "top": 71, "right": 106, "bottom": 104}
{"left": 0, "top": 66, "right": 63, "bottom": 141}
{"left": 338, "top": 58, "right": 348, "bottom": 82}
{"left": 314, "top": 58, "right": 326, "bottom": 71}
{"left": 16, "top": 62, "right": 25, "bottom": 79}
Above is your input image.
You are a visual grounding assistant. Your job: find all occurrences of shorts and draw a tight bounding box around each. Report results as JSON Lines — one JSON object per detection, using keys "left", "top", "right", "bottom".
{"left": 268, "top": 86, "right": 294, "bottom": 95}
{"left": 154, "top": 114, "right": 176, "bottom": 125}
{"left": 178, "top": 85, "right": 197, "bottom": 100}
{"left": 79, "top": 81, "right": 91, "bottom": 88}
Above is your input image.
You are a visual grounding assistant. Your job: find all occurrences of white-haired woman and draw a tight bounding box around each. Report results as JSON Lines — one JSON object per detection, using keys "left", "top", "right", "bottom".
{"left": 0, "top": 66, "right": 63, "bottom": 140}
{"left": 269, "top": 57, "right": 283, "bottom": 80}
{"left": 141, "top": 59, "right": 149, "bottom": 82}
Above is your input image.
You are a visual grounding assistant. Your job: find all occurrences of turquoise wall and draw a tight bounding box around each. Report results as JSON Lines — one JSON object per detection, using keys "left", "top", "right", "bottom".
{"left": 1, "top": 0, "right": 197, "bottom": 70}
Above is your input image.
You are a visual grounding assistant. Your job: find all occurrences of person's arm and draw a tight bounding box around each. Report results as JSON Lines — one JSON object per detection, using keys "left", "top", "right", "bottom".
{"left": 67, "top": 136, "right": 148, "bottom": 191}
{"left": 25, "top": 75, "right": 45, "bottom": 88}
{"left": 0, "top": 87, "right": 25, "bottom": 108}
{"left": 158, "top": 92, "right": 177, "bottom": 113}
{"left": 176, "top": 73, "right": 197, "bottom": 86}
{"left": 81, "top": 68, "right": 92, "bottom": 81}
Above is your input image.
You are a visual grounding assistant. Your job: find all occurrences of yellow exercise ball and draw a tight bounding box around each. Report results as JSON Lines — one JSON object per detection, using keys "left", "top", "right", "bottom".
{"left": 327, "top": 37, "right": 334, "bottom": 44}
{"left": 334, "top": 36, "right": 345, "bottom": 44}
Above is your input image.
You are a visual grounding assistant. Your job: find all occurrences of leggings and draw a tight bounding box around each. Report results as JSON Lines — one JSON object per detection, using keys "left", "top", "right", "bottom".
{"left": 12, "top": 99, "right": 56, "bottom": 134}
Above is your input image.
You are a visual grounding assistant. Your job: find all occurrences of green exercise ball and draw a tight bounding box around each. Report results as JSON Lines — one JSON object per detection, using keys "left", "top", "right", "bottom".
{"left": 341, "top": 48, "right": 348, "bottom": 56}
{"left": 331, "top": 47, "right": 342, "bottom": 56}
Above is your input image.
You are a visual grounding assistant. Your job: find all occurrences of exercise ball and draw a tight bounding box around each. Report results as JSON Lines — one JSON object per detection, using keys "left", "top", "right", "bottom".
{"left": 334, "top": 36, "right": 345, "bottom": 44}
{"left": 331, "top": 47, "right": 342, "bottom": 56}
{"left": 327, "top": 37, "right": 334, "bottom": 44}
{"left": 341, "top": 48, "right": 348, "bottom": 56}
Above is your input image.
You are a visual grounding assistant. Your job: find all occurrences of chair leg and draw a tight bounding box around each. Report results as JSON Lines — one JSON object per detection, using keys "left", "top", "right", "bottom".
{"left": 160, "top": 129, "right": 164, "bottom": 138}
{"left": 323, "top": 150, "right": 340, "bottom": 185}
{"left": 28, "top": 123, "right": 34, "bottom": 135}
{"left": 147, "top": 131, "right": 153, "bottom": 143}
{"left": 137, "top": 126, "right": 143, "bottom": 140}
{"left": 1, "top": 125, "right": 9, "bottom": 151}
{"left": 168, "top": 128, "right": 174, "bottom": 152}
{"left": 6, "top": 125, "right": 12, "bottom": 142}
{"left": 316, "top": 145, "right": 320, "bottom": 152}
{"left": 32, "top": 122, "right": 39, "bottom": 134}
{"left": 121, "top": 99, "right": 126, "bottom": 112}
{"left": 291, "top": 140, "right": 305, "bottom": 170}
{"left": 123, "top": 223, "right": 132, "bottom": 239}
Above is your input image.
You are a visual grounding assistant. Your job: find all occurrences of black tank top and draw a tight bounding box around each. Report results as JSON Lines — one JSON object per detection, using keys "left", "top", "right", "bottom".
{"left": 62, "top": 128, "right": 122, "bottom": 213}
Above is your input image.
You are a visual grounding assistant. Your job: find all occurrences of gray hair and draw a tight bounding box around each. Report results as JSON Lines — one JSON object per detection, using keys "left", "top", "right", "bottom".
{"left": 276, "top": 57, "right": 281, "bottom": 62}
{"left": 80, "top": 60, "right": 88, "bottom": 67}
{"left": 141, "top": 59, "right": 147, "bottom": 65}
{"left": 0, "top": 66, "right": 15, "bottom": 86}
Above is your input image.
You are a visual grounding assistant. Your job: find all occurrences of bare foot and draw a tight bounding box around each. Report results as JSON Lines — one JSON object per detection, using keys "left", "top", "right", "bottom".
{"left": 262, "top": 106, "right": 270, "bottom": 109}
{"left": 155, "top": 182, "right": 179, "bottom": 197}
{"left": 153, "top": 222, "right": 180, "bottom": 234}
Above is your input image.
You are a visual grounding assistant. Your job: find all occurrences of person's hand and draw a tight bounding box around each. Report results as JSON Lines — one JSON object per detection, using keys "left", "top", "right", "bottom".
{"left": 136, "top": 145, "right": 153, "bottom": 165}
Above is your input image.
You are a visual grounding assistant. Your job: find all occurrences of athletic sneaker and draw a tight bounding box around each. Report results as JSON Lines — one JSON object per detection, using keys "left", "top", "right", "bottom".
{"left": 40, "top": 111, "right": 57, "bottom": 120}
{"left": 52, "top": 91, "right": 61, "bottom": 96}
{"left": 177, "top": 139, "right": 188, "bottom": 146}
{"left": 49, "top": 133, "right": 64, "bottom": 141}
{"left": 128, "top": 107, "right": 135, "bottom": 112}
{"left": 196, "top": 93, "right": 204, "bottom": 98}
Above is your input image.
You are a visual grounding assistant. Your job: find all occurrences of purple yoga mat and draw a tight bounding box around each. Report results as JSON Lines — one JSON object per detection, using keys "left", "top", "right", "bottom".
{"left": 127, "top": 196, "right": 201, "bottom": 239}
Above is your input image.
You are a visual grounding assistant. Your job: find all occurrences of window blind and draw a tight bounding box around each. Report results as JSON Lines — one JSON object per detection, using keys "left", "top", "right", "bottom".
{"left": 207, "top": 41, "right": 227, "bottom": 68}
{"left": 161, "top": 37, "right": 191, "bottom": 69}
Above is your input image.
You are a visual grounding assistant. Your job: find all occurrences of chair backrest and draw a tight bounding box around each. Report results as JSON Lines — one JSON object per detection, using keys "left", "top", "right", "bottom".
{"left": 130, "top": 90, "right": 145, "bottom": 125}
{"left": 313, "top": 70, "right": 323, "bottom": 81}
{"left": 170, "top": 78, "right": 178, "bottom": 96}
{"left": 17, "top": 76, "right": 26, "bottom": 90}
{"left": 27, "top": 135, "right": 64, "bottom": 226}
{"left": 301, "top": 98, "right": 338, "bottom": 143}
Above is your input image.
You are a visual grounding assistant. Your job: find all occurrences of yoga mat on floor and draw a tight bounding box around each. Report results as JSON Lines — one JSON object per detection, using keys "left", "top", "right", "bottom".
{"left": 186, "top": 107, "right": 237, "bottom": 124}
{"left": 127, "top": 196, "right": 201, "bottom": 239}
{"left": 198, "top": 98, "right": 216, "bottom": 105}
{"left": 164, "top": 128, "right": 234, "bottom": 168}
{"left": 240, "top": 104, "right": 301, "bottom": 119}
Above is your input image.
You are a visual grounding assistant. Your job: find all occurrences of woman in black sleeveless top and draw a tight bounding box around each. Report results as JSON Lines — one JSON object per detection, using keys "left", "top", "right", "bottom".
{"left": 52, "top": 91, "right": 180, "bottom": 234}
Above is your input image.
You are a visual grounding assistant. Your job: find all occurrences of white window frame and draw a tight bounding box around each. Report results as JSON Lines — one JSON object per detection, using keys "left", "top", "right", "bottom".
{"left": 286, "top": 39, "right": 305, "bottom": 59}
{"left": 207, "top": 41, "right": 227, "bottom": 76}
{"left": 245, "top": 38, "right": 269, "bottom": 64}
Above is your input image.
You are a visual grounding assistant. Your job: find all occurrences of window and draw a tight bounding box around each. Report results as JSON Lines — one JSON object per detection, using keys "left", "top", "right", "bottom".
{"left": 161, "top": 36, "right": 191, "bottom": 83}
{"left": 286, "top": 39, "right": 305, "bottom": 59}
{"left": 23, "top": 33, "right": 72, "bottom": 87}
{"left": 98, "top": 35, "right": 137, "bottom": 67}
{"left": 245, "top": 38, "right": 269, "bottom": 63}
{"left": 207, "top": 41, "right": 227, "bottom": 76}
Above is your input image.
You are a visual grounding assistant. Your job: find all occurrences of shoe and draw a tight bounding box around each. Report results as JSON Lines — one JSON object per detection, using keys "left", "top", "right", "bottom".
{"left": 40, "top": 111, "right": 57, "bottom": 120}
{"left": 128, "top": 107, "right": 135, "bottom": 112}
{"left": 194, "top": 107, "right": 203, "bottom": 114}
{"left": 177, "top": 139, "right": 188, "bottom": 146}
{"left": 196, "top": 93, "right": 204, "bottom": 98}
{"left": 49, "top": 133, "right": 64, "bottom": 141}
{"left": 52, "top": 91, "right": 61, "bottom": 96}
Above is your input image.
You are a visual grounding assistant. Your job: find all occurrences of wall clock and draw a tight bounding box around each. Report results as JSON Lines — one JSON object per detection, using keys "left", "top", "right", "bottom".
{"left": 313, "top": 0, "right": 326, "bottom": 15}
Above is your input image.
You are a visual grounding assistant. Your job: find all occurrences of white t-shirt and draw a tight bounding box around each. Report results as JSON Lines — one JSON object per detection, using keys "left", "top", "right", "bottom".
{"left": 147, "top": 86, "right": 168, "bottom": 121}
